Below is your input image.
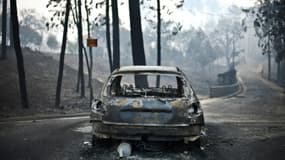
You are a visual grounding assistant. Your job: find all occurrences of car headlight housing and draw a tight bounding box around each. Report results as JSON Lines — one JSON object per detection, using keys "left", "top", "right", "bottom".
{"left": 91, "top": 100, "right": 105, "bottom": 113}
{"left": 90, "top": 100, "right": 106, "bottom": 122}
{"left": 187, "top": 102, "right": 202, "bottom": 117}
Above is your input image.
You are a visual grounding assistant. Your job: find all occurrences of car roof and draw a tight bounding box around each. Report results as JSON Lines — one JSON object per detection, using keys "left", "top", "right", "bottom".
{"left": 113, "top": 65, "right": 181, "bottom": 74}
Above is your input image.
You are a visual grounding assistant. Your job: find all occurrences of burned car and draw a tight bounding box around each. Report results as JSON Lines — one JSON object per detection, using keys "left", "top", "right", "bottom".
{"left": 90, "top": 66, "right": 204, "bottom": 145}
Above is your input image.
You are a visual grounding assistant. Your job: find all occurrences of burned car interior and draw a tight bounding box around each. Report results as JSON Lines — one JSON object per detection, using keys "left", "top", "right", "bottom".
{"left": 107, "top": 73, "right": 188, "bottom": 98}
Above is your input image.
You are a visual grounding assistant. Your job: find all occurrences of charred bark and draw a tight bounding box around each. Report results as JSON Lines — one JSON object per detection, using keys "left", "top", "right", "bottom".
{"left": 9, "top": 12, "right": 13, "bottom": 47}
{"left": 277, "top": 61, "right": 281, "bottom": 82}
{"left": 128, "top": 0, "right": 148, "bottom": 88}
{"left": 55, "top": 0, "right": 71, "bottom": 108}
{"left": 70, "top": 3, "right": 81, "bottom": 93}
{"left": 156, "top": 0, "right": 161, "bottom": 87}
{"left": 78, "top": 0, "right": 85, "bottom": 97}
{"left": 84, "top": 0, "right": 93, "bottom": 104}
{"left": 112, "top": 0, "right": 120, "bottom": 71}
{"left": 84, "top": 0, "right": 93, "bottom": 87}
{"left": 83, "top": 46, "right": 93, "bottom": 106}
{"left": 106, "top": 0, "right": 113, "bottom": 72}
{"left": 268, "top": 36, "right": 271, "bottom": 80}
{"left": 1, "top": 0, "right": 7, "bottom": 59}
{"left": 10, "top": 0, "right": 29, "bottom": 108}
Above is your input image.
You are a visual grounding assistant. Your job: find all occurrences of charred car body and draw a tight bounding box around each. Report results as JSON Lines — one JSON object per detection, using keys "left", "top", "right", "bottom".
{"left": 90, "top": 66, "right": 204, "bottom": 145}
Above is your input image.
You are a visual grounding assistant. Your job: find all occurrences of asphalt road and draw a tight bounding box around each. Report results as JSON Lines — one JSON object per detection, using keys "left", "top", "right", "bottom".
{"left": 0, "top": 66, "right": 284, "bottom": 160}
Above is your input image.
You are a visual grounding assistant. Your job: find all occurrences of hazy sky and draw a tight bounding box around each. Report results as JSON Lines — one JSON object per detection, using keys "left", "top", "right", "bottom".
{"left": 17, "top": 0, "right": 256, "bottom": 30}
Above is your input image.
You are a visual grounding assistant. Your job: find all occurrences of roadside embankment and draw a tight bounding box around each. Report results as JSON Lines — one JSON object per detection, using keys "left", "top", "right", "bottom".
{"left": 209, "top": 75, "right": 242, "bottom": 98}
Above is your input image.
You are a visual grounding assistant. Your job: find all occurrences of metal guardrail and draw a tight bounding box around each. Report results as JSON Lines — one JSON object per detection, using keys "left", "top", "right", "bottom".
{"left": 209, "top": 82, "right": 240, "bottom": 98}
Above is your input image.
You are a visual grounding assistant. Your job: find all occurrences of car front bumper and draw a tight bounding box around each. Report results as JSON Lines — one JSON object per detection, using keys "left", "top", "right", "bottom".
{"left": 91, "top": 120, "right": 203, "bottom": 141}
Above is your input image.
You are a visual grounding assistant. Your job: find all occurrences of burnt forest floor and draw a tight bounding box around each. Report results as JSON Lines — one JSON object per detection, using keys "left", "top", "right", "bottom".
{"left": 0, "top": 47, "right": 103, "bottom": 119}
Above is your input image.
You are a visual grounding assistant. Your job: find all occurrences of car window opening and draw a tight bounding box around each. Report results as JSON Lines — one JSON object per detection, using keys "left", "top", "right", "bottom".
{"left": 107, "top": 73, "right": 188, "bottom": 98}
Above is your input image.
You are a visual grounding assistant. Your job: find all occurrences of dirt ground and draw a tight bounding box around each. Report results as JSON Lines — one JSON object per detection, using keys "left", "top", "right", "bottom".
{"left": 0, "top": 47, "right": 103, "bottom": 118}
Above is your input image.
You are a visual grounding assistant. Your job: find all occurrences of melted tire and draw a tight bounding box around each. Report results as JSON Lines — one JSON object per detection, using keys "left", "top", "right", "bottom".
{"left": 192, "top": 138, "right": 201, "bottom": 148}
{"left": 92, "top": 135, "right": 111, "bottom": 147}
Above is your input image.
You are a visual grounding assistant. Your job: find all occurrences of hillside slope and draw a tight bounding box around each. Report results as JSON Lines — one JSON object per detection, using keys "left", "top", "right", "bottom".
{"left": 0, "top": 47, "right": 102, "bottom": 117}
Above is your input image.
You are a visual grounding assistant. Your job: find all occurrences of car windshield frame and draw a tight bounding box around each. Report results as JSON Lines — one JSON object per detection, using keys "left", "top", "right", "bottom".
{"left": 102, "top": 72, "right": 192, "bottom": 98}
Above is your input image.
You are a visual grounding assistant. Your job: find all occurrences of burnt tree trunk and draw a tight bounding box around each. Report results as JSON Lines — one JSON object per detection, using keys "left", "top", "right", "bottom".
{"left": 71, "top": 0, "right": 81, "bottom": 93}
{"left": 9, "top": 1, "right": 13, "bottom": 48}
{"left": 9, "top": 12, "right": 13, "bottom": 47}
{"left": 106, "top": 0, "right": 113, "bottom": 72}
{"left": 84, "top": 0, "right": 92, "bottom": 86}
{"left": 156, "top": 0, "right": 161, "bottom": 87}
{"left": 78, "top": 0, "right": 85, "bottom": 97}
{"left": 112, "top": 0, "right": 120, "bottom": 71}
{"left": 55, "top": 0, "right": 71, "bottom": 108}
{"left": 268, "top": 52, "right": 271, "bottom": 80}
{"left": 84, "top": 0, "right": 93, "bottom": 104}
{"left": 10, "top": 0, "right": 29, "bottom": 108}
{"left": 277, "top": 61, "right": 281, "bottom": 82}
{"left": 1, "top": 0, "right": 7, "bottom": 59}
{"left": 72, "top": 0, "right": 84, "bottom": 95}
{"left": 76, "top": 55, "right": 80, "bottom": 92}
{"left": 82, "top": 46, "right": 93, "bottom": 106}
{"left": 128, "top": 0, "right": 148, "bottom": 88}
{"left": 268, "top": 36, "right": 271, "bottom": 80}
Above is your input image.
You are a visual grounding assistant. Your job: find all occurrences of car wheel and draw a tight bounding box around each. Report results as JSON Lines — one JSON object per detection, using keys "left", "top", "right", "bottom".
{"left": 92, "top": 135, "right": 111, "bottom": 147}
{"left": 192, "top": 138, "right": 201, "bottom": 148}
